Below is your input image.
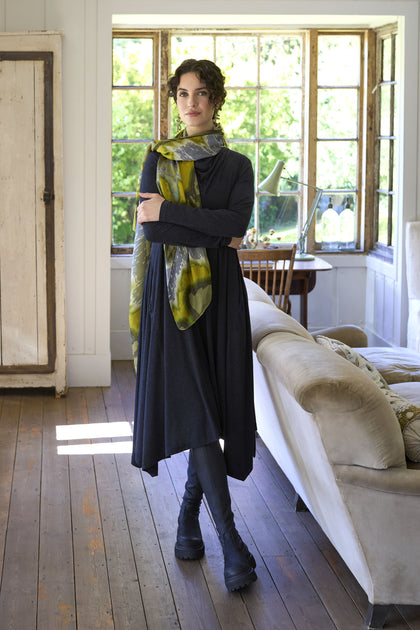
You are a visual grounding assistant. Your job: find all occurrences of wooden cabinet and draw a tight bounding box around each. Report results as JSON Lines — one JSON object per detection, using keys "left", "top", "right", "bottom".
{"left": 0, "top": 33, "right": 65, "bottom": 396}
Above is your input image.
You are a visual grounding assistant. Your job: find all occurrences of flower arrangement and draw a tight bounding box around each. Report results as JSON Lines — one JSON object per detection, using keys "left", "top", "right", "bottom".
{"left": 241, "top": 228, "right": 282, "bottom": 249}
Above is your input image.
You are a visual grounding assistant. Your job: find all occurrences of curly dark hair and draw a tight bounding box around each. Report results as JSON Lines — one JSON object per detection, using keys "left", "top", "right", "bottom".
{"left": 167, "top": 59, "right": 227, "bottom": 117}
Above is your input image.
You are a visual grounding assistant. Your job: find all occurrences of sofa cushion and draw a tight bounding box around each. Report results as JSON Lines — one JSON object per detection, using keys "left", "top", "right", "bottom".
{"left": 390, "top": 381, "right": 420, "bottom": 405}
{"left": 390, "top": 382, "right": 420, "bottom": 463}
{"left": 316, "top": 336, "right": 420, "bottom": 462}
{"left": 354, "top": 346, "right": 420, "bottom": 384}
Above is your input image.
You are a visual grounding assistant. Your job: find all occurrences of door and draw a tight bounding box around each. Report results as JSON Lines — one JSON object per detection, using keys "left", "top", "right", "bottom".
{"left": 0, "top": 35, "right": 65, "bottom": 395}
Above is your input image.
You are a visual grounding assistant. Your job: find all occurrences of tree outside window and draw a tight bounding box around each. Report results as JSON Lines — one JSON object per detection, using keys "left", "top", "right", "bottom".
{"left": 111, "top": 28, "right": 395, "bottom": 256}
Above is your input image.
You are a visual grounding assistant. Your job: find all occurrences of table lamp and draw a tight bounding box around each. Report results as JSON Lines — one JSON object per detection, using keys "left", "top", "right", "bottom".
{"left": 258, "top": 160, "right": 323, "bottom": 260}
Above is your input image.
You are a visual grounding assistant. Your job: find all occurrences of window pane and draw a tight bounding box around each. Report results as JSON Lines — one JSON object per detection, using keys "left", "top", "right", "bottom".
{"left": 112, "top": 196, "right": 136, "bottom": 246}
{"left": 113, "top": 38, "right": 154, "bottom": 86}
{"left": 392, "top": 139, "right": 397, "bottom": 193}
{"left": 391, "top": 196, "right": 395, "bottom": 247}
{"left": 171, "top": 36, "right": 214, "bottom": 69}
{"left": 216, "top": 36, "right": 257, "bottom": 85}
{"left": 379, "top": 140, "right": 390, "bottom": 189}
{"left": 394, "top": 34, "right": 398, "bottom": 79}
{"left": 318, "top": 35, "right": 360, "bottom": 86}
{"left": 259, "top": 194, "right": 298, "bottom": 243}
{"left": 314, "top": 193, "right": 330, "bottom": 242}
{"left": 260, "top": 36, "right": 302, "bottom": 86}
{"left": 112, "top": 143, "right": 149, "bottom": 193}
{"left": 393, "top": 84, "right": 398, "bottom": 135}
{"left": 337, "top": 194, "right": 356, "bottom": 247}
{"left": 380, "top": 85, "right": 391, "bottom": 136}
{"left": 317, "top": 141, "right": 357, "bottom": 189}
{"left": 382, "top": 37, "right": 392, "bottom": 82}
{"left": 259, "top": 142, "right": 301, "bottom": 191}
{"left": 112, "top": 90, "right": 154, "bottom": 140}
{"left": 377, "top": 194, "right": 389, "bottom": 244}
{"left": 319, "top": 195, "right": 341, "bottom": 247}
{"left": 318, "top": 88, "right": 358, "bottom": 138}
{"left": 221, "top": 89, "right": 257, "bottom": 139}
{"left": 260, "top": 89, "right": 302, "bottom": 139}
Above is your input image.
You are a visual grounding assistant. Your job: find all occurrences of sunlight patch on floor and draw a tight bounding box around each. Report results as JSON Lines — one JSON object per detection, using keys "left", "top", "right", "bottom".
{"left": 56, "top": 421, "right": 133, "bottom": 455}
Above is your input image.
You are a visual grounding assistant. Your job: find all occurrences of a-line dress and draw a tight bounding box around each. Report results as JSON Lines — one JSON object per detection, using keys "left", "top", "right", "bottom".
{"left": 131, "top": 146, "right": 257, "bottom": 481}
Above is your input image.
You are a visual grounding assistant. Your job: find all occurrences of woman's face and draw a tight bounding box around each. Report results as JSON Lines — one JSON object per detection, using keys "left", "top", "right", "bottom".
{"left": 176, "top": 72, "right": 216, "bottom": 135}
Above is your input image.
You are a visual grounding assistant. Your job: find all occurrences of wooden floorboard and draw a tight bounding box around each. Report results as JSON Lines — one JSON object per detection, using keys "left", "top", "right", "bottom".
{"left": 1, "top": 361, "right": 420, "bottom": 630}
{"left": 38, "top": 394, "right": 76, "bottom": 629}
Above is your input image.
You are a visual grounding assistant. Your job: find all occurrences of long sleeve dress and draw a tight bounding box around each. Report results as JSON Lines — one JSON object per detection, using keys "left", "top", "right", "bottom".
{"left": 131, "top": 146, "right": 257, "bottom": 481}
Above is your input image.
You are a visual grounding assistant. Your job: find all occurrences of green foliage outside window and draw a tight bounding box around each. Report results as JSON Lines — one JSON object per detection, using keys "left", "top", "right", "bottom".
{"left": 112, "top": 32, "right": 363, "bottom": 249}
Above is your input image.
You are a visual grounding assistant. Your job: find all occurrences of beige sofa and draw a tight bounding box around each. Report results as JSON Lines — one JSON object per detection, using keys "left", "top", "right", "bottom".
{"left": 245, "top": 277, "right": 420, "bottom": 629}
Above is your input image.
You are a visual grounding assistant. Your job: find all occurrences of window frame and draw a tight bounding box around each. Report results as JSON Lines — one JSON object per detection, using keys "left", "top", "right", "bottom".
{"left": 370, "top": 23, "right": 398, "bottom": 262}
{"left": 310, "top": 29, "right": 367, "bottom": 253}
{"left": 111, "top": 31, "right": 160, "bottom": 254}
{"left": 111, "top": 27, "right": 386, "bottom": 257}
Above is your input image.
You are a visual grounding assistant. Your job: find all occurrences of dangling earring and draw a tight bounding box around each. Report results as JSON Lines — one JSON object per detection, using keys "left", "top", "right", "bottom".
{"left": 176, "top": 114, "right": 183, "bottom": 133}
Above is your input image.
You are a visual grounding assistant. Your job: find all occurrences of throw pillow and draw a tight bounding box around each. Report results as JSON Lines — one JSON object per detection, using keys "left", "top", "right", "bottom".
{"left": 354, "top": 346, "right": 420, "bottom": 384}
{"left": 315, "top": 335, "right": 390, "bottom": 390}
{"left": 315, "top": 335, "right": 420, "bottom": 462}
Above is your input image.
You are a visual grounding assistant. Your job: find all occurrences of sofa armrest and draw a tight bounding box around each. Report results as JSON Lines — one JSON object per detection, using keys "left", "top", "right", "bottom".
{"left": 334, "top": 464, "right": 420, "bottom": 495}
{"left": 335, "top": 463, "right": 420, "bottom": 606}
{"left": 257, "top": 334, "right": 406, "bottom": 469}
{"left": 313, "top": 325, "right": 368, "bottom": 347}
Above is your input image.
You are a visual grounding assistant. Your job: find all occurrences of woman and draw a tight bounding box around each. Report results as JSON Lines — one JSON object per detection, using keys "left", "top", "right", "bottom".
{"left": 129, "top": 59, "right": 257, "bottom": 591}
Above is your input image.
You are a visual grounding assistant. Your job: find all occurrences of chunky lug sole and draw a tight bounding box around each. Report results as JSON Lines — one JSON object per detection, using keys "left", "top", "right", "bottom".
{"left": 221, "top": 529, "right": 258, "bottom": 591}
{"left": 225, "top": 565, "right": 258, "bottom": 592}
{"left": 175, "top": 539, "right": 205, "bottom": 561}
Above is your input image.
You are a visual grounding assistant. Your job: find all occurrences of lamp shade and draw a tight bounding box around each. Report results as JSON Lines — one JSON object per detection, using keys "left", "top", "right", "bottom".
{"left": 258, "top": 160, "right": 285, "bottom": 194}
{"left": 258, "top": 158, "right": 324, "bottom": 260}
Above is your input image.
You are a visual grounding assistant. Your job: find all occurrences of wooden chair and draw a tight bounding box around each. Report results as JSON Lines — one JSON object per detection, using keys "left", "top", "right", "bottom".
{"left": 237, "top": 244, "right": 297, "bottom": 313}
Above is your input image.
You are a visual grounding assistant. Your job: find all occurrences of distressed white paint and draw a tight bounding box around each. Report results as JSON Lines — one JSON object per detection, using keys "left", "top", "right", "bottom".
{"left": 0, "top": 31, "right": 66, "bottom": 393}
{"left": 0, "top": 60, "right": 43, "bottom": 365}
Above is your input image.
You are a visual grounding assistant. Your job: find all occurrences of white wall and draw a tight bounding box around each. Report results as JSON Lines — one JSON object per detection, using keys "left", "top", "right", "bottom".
{"left": 1, "top": 0, "right": 113, "bottom": 386}
{"left": 1, "top": 0, "right": 419, "bottom": 383}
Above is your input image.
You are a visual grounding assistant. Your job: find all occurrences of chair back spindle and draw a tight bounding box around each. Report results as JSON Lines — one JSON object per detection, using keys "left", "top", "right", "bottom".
{"left": 237, "top": 244, "right": 297, "bottom": 313}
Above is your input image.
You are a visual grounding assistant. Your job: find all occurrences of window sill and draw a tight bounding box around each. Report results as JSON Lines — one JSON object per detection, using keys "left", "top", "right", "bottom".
{"left": 111, "top": 254, "right": 132, "bottom": 270}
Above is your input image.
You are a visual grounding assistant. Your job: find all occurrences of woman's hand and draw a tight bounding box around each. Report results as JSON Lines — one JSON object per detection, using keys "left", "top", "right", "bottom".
{"left": 228, "top": 236, "right": 244, "bottom": 250}
{"left": 137, "top": 192, "right": 164, "bottom": 224}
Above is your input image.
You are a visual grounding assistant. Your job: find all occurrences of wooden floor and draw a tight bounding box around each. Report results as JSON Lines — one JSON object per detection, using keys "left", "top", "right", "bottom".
{"left": 1, "top": 362, "right": 420, "bottom": 630}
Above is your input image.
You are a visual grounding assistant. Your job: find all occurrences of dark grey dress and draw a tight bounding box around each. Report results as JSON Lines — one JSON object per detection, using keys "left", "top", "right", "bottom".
{"left": 131, "top": 147, "right": 257, "bottom": 480}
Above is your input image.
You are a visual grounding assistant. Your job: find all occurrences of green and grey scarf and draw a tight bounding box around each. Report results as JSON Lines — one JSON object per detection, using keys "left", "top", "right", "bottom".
{"left": 129, "top": 130, "right": 226, "bottom": 365}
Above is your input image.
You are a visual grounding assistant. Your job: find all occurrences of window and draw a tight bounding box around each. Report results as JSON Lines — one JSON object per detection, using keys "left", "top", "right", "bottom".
{"left": 372, "top": 24, "right": 398, "bottom": 260}
{"left": 171, "top": 32, "right": 305, "bottom": 248}
{"left": 112, "top": 34, "right": 158, "bottom": 252}
{"left": 111, "top": 28, "right": 384, "bottom": 255}
{"left": 314, "top": 32, "right": 363, "bottom": 251}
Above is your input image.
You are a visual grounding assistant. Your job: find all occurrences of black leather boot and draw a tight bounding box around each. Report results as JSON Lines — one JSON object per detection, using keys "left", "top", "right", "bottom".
{"left": 175, "top": 452, "right": 205, "bottom": 560}
{"left": 191, "top": 442, "right": 257, "bottom": 592}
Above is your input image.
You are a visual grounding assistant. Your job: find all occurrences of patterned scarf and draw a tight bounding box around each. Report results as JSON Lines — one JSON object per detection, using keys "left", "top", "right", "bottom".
{"left": 129, "top": 130, "right": 226, "bottom": 365}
